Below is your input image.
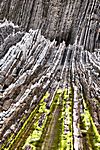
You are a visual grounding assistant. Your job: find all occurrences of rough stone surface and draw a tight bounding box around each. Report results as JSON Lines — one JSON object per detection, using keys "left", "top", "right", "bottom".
{"left": 0, "top": 0, "right": 100, "bottom": 150}
{"left": 0, "top": 0, "right": 100, "bottom": 47}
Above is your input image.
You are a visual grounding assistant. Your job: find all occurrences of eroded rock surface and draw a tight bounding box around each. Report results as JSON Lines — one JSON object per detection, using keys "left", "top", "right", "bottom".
{"left": 0, "top": 20, "right": 99, "bottom": 150}
{"left": 0, "top": 0, "right": 100, "bottom": 46}
{"left": 0, "top": 0, "right": 100, "bottom": 149}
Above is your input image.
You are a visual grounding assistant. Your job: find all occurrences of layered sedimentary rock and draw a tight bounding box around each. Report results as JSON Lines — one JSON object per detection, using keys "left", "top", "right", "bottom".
{"left": 0, "top": 20, "right": 99, "bottom": 150}
{"left": 0, "top": 0, "right": 100, "bottom": 46}
{"left": 0, "top": 0, "right": 100, "bottom": 150}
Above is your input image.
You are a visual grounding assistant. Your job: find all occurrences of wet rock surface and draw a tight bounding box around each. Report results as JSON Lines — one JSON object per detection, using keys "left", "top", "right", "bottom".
{"left": 0, "top": 0, "right": 100, "bottom": 149}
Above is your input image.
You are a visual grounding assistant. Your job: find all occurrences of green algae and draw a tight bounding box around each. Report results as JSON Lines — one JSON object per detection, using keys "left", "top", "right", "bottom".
{"left": 81, "top": 99, "right": 100, "bottom": 150}
{"left": 1, "top": 114, "right": 27, "bottom": 149}
{"left": 23, "top": 92, "right": 50, "bottom": 149}
{"left": 1, "top": 133, "right": 14, "bottom": 150}
{"left": 60, "top": 88, "right": 73, "bottom": 150}
{"left": 2, "top": 88, "right": 72, "bottom": 150}
{"left": 2, "top": 87, "right": 99, "bottom": 150}
{"left": 35, "top": 88, "right": 63, "bottom": 150}
{"left": 4, "top": 92, "right": 50, "bottom": 150}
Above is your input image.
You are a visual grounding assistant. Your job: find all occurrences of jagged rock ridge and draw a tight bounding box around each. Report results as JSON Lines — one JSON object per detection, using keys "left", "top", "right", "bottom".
{"left": 0, "top": 0, "right": 100, "bottom": 149}
{"left": 0, "top": 20, "right": 99, "bottom": 150}
{"left": 0, "top": 0, "right": 100, "bottom": 46}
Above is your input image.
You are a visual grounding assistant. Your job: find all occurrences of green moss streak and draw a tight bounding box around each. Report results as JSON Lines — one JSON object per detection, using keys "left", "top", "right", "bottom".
{"left": 36, "top": 89, "right": 63, "bottom": 150}
{"left": 60, "top": 88, "right": 73, "bottom": 150}
{"left": 1, "top": 134, "right": 14, "bottom": 150}
{"left": 23, "top": 92, "right": 50, "bottom": 149}
{"left": 1, "top": 113, "right": 27, "bottom": 150}
{"left": 5, "top": 92, "right": 50, "bottom": 150}
{"left": 81, "top": 99, "right": 100, "bottom": 150}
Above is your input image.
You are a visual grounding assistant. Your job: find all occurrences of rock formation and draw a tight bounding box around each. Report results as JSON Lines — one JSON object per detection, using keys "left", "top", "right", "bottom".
{"left": 0, "top": 0, "right": 100, "bottom": 150}
{"left": 0, "top": 0, "right": 100, "bottom": 46}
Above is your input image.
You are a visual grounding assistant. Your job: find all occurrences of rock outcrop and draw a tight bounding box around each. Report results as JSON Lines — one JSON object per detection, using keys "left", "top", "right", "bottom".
{"left": 0, "top": 0, "right": 100, "bottom": 46}
{"left": 0, "top": 0, "right": 100, "bottom": 150}
{"left": 0, "top": 20, "right": 99, "bottom": 150}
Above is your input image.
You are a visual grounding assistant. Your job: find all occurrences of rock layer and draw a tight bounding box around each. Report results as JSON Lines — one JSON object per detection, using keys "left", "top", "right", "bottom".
{"left": 0, "top": 0, "right": 100, "bottom": 150}
{"left": 0, "top": 0, "right": 100, "bottom": 47}
{"left": 0, "top": 21, "right": 99, "bottom": 150}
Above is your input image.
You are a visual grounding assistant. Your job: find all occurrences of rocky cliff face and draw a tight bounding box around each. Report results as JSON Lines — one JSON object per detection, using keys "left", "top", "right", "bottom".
{"left": 0, "top": 0, "right": 100, "bottom": 46}
{"left": 0, "top": 0, "right": 100, "bottom": 150}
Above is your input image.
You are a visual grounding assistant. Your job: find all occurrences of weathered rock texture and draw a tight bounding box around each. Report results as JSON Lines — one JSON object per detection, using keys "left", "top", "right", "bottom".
{"left": 0, "top": 0, "right": 100, "bottom": 150}
{"left": 0, "top": 0, "right": 100, "bottom": 46}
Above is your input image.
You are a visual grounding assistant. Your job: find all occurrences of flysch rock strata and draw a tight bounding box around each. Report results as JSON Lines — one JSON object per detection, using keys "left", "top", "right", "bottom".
{"left": 0, "top": 20, "right": 99, "bottom": 150}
